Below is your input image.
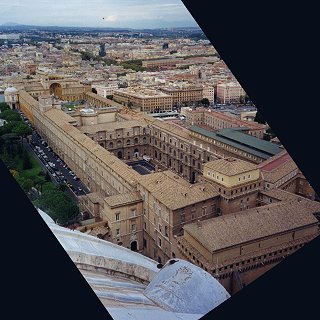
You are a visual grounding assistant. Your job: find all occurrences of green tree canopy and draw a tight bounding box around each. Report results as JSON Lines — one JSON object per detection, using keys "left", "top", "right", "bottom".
{"left": 0, "top": 102, "right": 10, "bottom": 112}
{"left": 34, "top": 187, "right": 79, "bottom": 225}
{"left": 22, "top": 150, "right": 32, "bottom": 170}
{"left": 201, "top": 98, "right": 210, "bottom": 106}
{"left": 0, "top": 121, "right": 22, "bottom": 135}
{"left": 0, "top": 110, "right": 21, "bottom": 122}
{"left": 16, "top": 176, "right": 34, "bottom": 193}
{"left": 12, "top": 122, "right": 32, "bottom": 139}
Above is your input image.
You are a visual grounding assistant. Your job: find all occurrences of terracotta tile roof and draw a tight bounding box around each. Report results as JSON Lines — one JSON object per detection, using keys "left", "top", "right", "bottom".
{"left": 152, "top": 119, "right": 191, "bottom": 141}
{"left": 184, "top": 198, "right": 320, "bottom": 252}
{"left": 85, "top": 92, "right": 123, "bottom": 108}
{"left": 43, "top": 108, "right": 140, "bottom": 186}
{"left": 104, "top": 191, "right": 143, "bottom": 208}
{"left": 79, "top": 120, "right": 147, "bottom": 134}
{"left": 139, "top": 171, "right": 219, "bottom": 210}
{"left": 204, "top": 157, "right": 258, "bottom": 176}
{"left": 259, "top": 189, "right": 302, "bottom": 202}
{"left": 83, "top": 192, "right": 104, "bottom": 205}
{"left": 261, "top": 159, "right": 298, "bottom": 184}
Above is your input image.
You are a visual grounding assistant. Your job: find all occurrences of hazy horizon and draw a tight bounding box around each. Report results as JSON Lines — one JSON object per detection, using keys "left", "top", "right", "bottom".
{"left": 0, "top": 0, "right": 199, "bottom": 29}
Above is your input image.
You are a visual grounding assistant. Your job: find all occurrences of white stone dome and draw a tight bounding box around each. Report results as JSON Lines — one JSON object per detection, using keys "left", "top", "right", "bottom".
{"left": 4, "top": 86, "right": 18, "bottom": 95}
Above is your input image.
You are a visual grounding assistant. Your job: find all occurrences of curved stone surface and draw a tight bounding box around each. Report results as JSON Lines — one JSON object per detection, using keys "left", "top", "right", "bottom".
{"left": 38, "top": 209, "right": 230, "bottom": 319}
{"left": 4, "top": 86, "right": 18, "bottom": 94}
{"left": 145, "top": 259, "right": 230, "bottom": 314}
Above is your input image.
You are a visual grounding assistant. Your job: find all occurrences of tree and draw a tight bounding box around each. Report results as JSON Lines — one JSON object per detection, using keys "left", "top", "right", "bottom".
{"left": 33, "top": 187, "right": 80, "bottom": 225}
{"left": 0, "top": 121, "right": 22, "bottom": 135}
{"left": 0, "top": 110, "right": 20, "bottom": 121}
{"left": 10, "top": 169, "right": 19, "bottom": 178}
{"left": 33, "top": 175, "right": 46, "bottom": 193}
{"left": 1, "top": 133, "right": 20, "bottom": 155}
{"left": 201, "top": 98, "right": 210, "bottom": 106}
{"left": 22, "top": 150, "right": 32, "bottom": 170}
{"left": 18, "top": 177, "right": 33, "bottom": 193}
{"left": 58, "top": 183, "right": 68, "bottom": 192}
{"left": 12, "top": 123, "right": 32, "bottom": 145}
{"left": 45, "top": 171, "right": 51, "bottom": 182}
{"left": 0, "top": 102, "right": 10, "bottom": 112}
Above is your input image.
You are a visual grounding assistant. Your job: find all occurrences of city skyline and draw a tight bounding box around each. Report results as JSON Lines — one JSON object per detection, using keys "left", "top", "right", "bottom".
{"left": 0, "top": 0, "right": 199, "bottom": 29}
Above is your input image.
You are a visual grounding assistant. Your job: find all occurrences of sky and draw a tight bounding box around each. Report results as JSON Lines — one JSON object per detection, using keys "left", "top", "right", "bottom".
{"left": 0, "top": 0, "right": 199, "bottom": 29}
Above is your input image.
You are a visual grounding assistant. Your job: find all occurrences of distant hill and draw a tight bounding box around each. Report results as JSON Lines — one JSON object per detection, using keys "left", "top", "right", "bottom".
{"left": 1, "top": 22, "right": 23, "bottom": 27}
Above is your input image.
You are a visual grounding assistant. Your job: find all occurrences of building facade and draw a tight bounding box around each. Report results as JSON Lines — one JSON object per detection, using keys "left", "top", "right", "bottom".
{"left": 216, "top": 82, "right": 245, "bottom": 104}
{"left": 15, "top": 80, "right": 319, "bottom": 280}
{"left": 113, "top": 87, "right": 173, "bottom": 113}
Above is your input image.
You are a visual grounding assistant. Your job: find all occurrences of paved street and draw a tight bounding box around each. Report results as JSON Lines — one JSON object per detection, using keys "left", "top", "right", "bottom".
{"left": 19, "top": 110, "right": 89, "bottom": 199}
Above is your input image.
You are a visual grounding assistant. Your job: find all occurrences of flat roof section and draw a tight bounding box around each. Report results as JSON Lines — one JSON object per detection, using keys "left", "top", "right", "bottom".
{"left": 190, "top": 125, "right": 282, "bottom": 160}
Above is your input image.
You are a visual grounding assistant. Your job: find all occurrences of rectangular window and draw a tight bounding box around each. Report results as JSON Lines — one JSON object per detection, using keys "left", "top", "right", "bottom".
{"left": 132, "top": 224, "right": 136, "bottom": 231}
{"left": 165, "top": 226, "right": 169, "bottom": 237}
{"left": 158, "top": 237, "right": 162, "bottom": 247}
{"left": 116, "top": 228, "right": 120, "bottom": 236}
{"left": 115, "top": 213, "right": 120, "bottom": 221}
{"left": 130, "top": 208, "right": 136, "bottom": 218}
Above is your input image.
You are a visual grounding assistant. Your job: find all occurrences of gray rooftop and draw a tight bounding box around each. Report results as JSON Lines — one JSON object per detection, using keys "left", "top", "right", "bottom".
{"left": 189, "top": 126, "right": 282, "bottom": 160}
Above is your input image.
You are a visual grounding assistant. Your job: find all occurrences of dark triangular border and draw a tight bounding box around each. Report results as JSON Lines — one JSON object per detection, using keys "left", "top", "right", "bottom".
{"left": 181, "top": 1, "right": 320, "bottom": 319}
{"left": 0, "top": 159, "right": 113, "bottom": 320}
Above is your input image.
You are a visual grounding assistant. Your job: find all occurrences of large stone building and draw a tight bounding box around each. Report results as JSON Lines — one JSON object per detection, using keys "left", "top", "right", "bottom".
{"left": 137, "top": 170, "right": 220, "bottom": 263}
{"left": 142, "top": 58, "right": 184, "bottom": 69}
{"left": 189, "top": 126, "right": 282, "bottom": 164}
{"left": 201, "top": 158, "right": 263, "bottom": 214}
{"left": 176, "top": 193, "right": 320, "bottom": 294}
{"left": 161, "top": 84, "right": 203, "bottom": 107}
{"left": 216, "top": 82, "right": 245, "bottom": 104}
{"left": 13, "top": 78, "right": 319, "bottom": 293}
{"left": 113, "top": 87, "right": 173, "bottom": 113}
{"left": 183, "top": 107, "right": 266, "bottom": 139}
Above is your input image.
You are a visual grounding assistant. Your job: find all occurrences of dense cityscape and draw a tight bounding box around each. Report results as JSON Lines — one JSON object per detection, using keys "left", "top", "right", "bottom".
{"left": 1, "top": 21, "right": 319, "bottom": 319}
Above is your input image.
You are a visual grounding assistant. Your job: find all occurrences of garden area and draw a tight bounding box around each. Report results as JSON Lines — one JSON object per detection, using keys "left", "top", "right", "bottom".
{"left": 0, "top": 102, "right": 80, "bottom": 225}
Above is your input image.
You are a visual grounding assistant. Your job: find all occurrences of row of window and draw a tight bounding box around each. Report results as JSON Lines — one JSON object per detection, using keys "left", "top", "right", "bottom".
{"left": 115, "top": 208, "right": 137, "bottom": 221}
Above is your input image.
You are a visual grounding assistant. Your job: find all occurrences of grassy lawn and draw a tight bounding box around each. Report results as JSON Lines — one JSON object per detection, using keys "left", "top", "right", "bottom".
{"left": 64, "top": 104, "right": 77, "bottom": 110}
{"left": 23, "top": 153, "right": 44, "bottom": 177}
